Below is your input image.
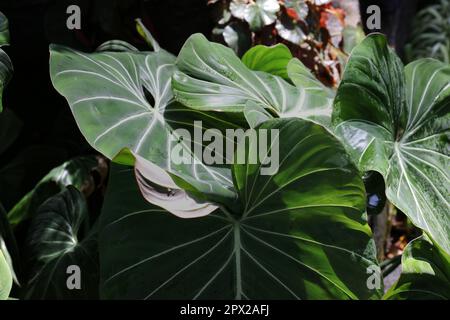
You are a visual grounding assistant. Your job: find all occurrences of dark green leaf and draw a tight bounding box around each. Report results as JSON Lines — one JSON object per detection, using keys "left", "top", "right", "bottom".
{"left": 333, "top": 34, "right": 450, "bottom": 254}
{"left": 0, "top": 202, "right": 19, "bottom": 285}
{"left": 99, "top": 118, "right": 380, "bottom": 300}
{"left": 23, "top": 186, "right": 98, "bottom": 299}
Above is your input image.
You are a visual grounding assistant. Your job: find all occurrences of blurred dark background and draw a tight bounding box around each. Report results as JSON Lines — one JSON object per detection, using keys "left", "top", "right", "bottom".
{"left": 0, "top": 0, "right": 437, "bottom": 210}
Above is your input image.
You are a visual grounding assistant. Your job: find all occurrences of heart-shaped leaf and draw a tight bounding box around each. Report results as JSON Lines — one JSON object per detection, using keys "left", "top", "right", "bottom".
{"left": 384, "top": 235, "right": 450, "bottom": 300}
{"left": 333, "top": 34, "right": 450, "bottom": 254}
{"left": 172, "top": 34, "right": 332, "bottom": 124}
{"left": 99, "top": 118, "right": 381, "bottom": 299}
{"left": 50, "top": 42, "right": 237, "bottom": 209}
{"left": 23, "top": 186, "right": 98, "bottom": 299}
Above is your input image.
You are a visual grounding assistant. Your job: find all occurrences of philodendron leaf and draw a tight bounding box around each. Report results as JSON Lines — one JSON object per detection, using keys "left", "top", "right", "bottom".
{"left": 333, "top": 34, "right": 450, "bottom": 254}
{"left": 8, "top": 156, "right": 103, "bottom": 227}
{"left": 172, "top": 34, "right": 333, "bottom": 126}
{"left": 245, "top": 0, "right": 280, "bottom": 30}
{"left": 0, "top": 12, "right": 9, "bottom": 46}
{"left": 384, "top": 235, "right": 450, "bottom": 300}
{"left": 242, "top": 44, "right": 293, "bottom": 81}
{"left": 0, "top": 49, "right": 12, "bottom": 113}
{"left": 50, "top": 43, "right": 237, "bottom": 209}
{"left": 99, "top": 118, "right": 381, "bottom": 300}
{"left": 23, "top": 186, "right": 98, "bottom": 299}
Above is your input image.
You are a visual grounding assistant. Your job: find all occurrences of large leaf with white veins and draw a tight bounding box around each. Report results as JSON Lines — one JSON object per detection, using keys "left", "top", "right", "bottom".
{"left": 50, "top": 43, "right": 237, "bottom": 208}
{"left": 99, "top": 118, "right": 381, "bottom": 300}
{"left": 172, "top": 34, "right": 332, "bottom": 125}
{"left": 333, "top": 34, "right": 450, "bottom": 254}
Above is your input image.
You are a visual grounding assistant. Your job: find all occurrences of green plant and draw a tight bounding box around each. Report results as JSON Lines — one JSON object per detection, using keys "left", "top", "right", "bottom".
{"left": 333, "top": 34, "right": 450, "bottom": 256}
{"left": 1, "top": 12, "right": 448, "bottom": 300}
{"left": 0, "top": 12, "right": 15, "bottom": 300}
{"left": 0, "top": 12, "right": 12, "bottom": 113}
{"left": 45, "top": 18, "right": 450, "bottom": 298}
{"left": 405, "top": 0, "right": 450, "bottom": 63}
